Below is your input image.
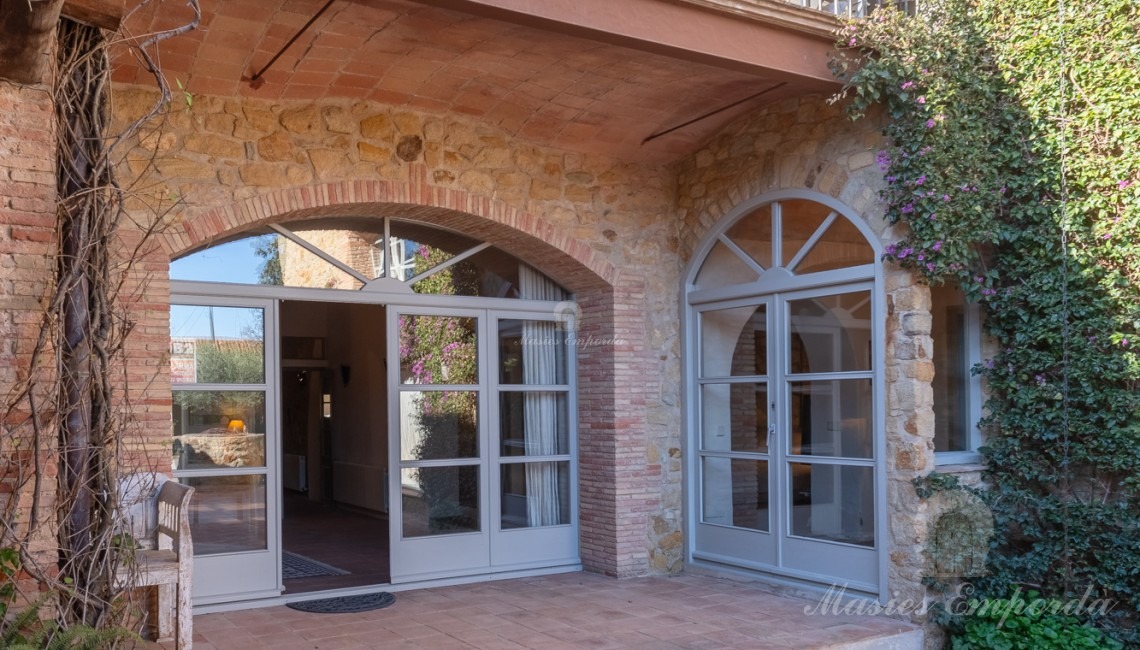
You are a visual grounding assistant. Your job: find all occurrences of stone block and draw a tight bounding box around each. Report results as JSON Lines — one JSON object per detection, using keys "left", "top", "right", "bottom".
{"left": 280, "top": 105, "right": 321, "bottom": 134}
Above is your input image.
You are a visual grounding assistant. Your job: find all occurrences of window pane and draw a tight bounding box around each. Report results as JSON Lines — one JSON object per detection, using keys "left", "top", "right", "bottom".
{"left": 170, "top": 306, "right": 265, "bottom": 384}
{"left": 700, "top": 305, "right": 766, "bottom": 377}
{"left": 788, "top": 380, "right": 873, "bottom": 459}
{"left": 788, "top": 292, "right": 872, "bottom": 373}
{"left": 789, "top": 463, "right": 874, "bottom": 547}
{"left": 172, "top": 390, "right": 266, "bottom": 469}
{"left": 398, "top": 315, "right": 478, "bottom": 384}
{"left": 411, "top": 247, "right": 521, "bottom": 297}
{"left": 170, "top": 235, "right": 282, "bottom": 285}
{"left": 725, "top": 205, "right": 773, "bottom": 269}
{"left": 386, "top": 220, "right": 480, "bottom": 282}
{"left": 500, "top": 462, "right": 571, "bottom": 529}
{"left": 399, "top": 391, "right": 478, "bottom": 461}
{"left": 701, "top": 458, "right": 769, "bottom": 532}
{"left": 793, "top": 217, "right": 874, "bottom": 274}
{"left": 931, "top": 285, "right": 970, "bottom": 452}
{"left": 183, "top": 475, "right": 267, "bottom": 555}
{"left": 402, "top": 466, "right": 479, "bottom": 537}
{"left": 499, "top": 320, "right": 568, "bottom": 385}
{"left": 500, "top": 392, "right": 569, "bottom": 456}
{"left": 285, "top": 226, "right": 377, "bottom": 287}
{"left": 701, "top": 384, "right": 768, "bottom": 454}
{"left": 694, "top": 241, "right": 758, "bottom": 290}
{"left": 779, "top": 200, "right": 832, "bottom": 266}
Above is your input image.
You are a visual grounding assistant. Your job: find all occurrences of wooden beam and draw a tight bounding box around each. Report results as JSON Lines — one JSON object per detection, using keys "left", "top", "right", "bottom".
{"left": 0, "top": 0, "right": 65, "bottom": 85}
{"left": 62, "top": 0, "right": 124, "bottom": 31}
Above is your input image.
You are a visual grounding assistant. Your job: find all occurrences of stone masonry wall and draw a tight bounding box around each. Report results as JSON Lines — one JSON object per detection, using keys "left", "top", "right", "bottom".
{"left": 673, "top": 95, "right": 938, "bottom": 614}
{"left": 111, "top": 85, "right": 680, "bottom": 578}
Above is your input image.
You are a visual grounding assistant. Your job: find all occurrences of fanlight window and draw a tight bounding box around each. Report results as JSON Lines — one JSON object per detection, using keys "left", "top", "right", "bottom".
{"left": 693, "top": 199, "right": 875, "bottom": 290}
{"left": 171, "top": 217, "right": 566, "bottom": 299}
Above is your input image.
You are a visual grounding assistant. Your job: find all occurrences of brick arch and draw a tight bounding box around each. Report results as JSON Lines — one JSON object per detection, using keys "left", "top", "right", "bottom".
{"left": 161, "top": 176, "right": 616, "bottom": 293}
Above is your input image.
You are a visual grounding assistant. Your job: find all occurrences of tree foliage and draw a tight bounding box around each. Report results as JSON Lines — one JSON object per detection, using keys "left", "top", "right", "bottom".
{"left": 833, "top": 0, "right": 1140, "bottom": 642}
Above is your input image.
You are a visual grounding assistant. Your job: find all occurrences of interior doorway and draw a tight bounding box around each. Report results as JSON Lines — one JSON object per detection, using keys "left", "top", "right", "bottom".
{"left": 279, "top": 300, "right": 391, "bottom": 592}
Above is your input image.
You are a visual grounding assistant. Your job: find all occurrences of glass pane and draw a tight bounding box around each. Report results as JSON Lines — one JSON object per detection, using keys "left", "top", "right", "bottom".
{"left": 788, "top": 292, "right": 872, "bottom": 373}
{"left": 780, "top": 200, "right": 832, "bottom": 267}
{"left": 170, "top": 305, "right": 265, "bottom": 384}
{"left": 172, "top": 390, "right": 266, "bottom": 469}
{"left": 401, "top": 466, "right": 479, "bottom": 537}
{"left": 398, "top": 315, "right": 478, "bottom": 384}
{"left": 277, "top": 234, "right": 365, "bottom": 290}
{"left": 500, "top": 392, "right": 569, "bottom": 456}
{"left": 701, "top": 457, "right": 769, "bottom": 532}
{"left": 499, "top": 320, "right": 568, "bottom": 385}
{"left": 399, "top": 391, "right": 478, "bottom": 461}
{"left": 500, "top": 461, "right": 571, "bottom": 529}
{"left": 788, "top": 380, "right": 873, "bottom": 459}
{"left": 700, "top": 305, "right": 766, "bottom": 377}
{"left": 183, "top": 475, "right": 267, "bottom": 555}
{"left": 411, "top": 247, "right": 521, "bottom": 298}
{"left": 386, "top": 220, "right": 480, "bottom": 282}
{"left": 701, "top": 384, "right": 768, "bottom": 454}
{"left": 694, "top": 241, "right": 758, "bottom": 291}
{"left": 789, "top": 463, "right": 874, "bottom": 547}
{"left": 793, "top": 217, "right": 875, "bottom": 274}
{"left": 170, "top": 234, "right": 282, "bottom": 285}
{"left": 725, "top": 205, "right": 773, "bottom": 269}
{"left": 931, "top": 285, "right": 970, "bottom": 452}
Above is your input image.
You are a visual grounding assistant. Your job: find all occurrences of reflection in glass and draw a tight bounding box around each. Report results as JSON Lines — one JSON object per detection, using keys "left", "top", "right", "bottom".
{"left": 384, "top": 220, "right": 480, "bottom": 281}
{"left": 170, "top": 234, "right": 280, "bottom": 285}
{"left": 701, "top": 384, "right": 768, "bottom": 453}
{"left": 788, "top": 380, "right": 873, "bottom": 459}
{"left": 788, "top": 292, "right": 872, "bottom": 373}
{"left": 411, "top": 248, "right": 524, "bottom": 298}
{"left": 700, "top": 305, "right": 766, "bottom": 377}
{"left": 170, "top": 306, "right": 265, "bottom": 384}
{"left": 499, "top": 320, "right": 568, "bottom": 385}
{"left": 285, "top": 221, "right": 382, "bottom": 281}
{"left": 500, "top": 392, "right": 569, "bottom": 456}
{"left": 500, "top": 462, "right": 571, "bottom": 529}
{"left": 789, "top": 462, "right": 874, "bottom": 547}
{"left": 931, "top": 285, "right": 970, "bottom": 452}
{"left": 694, "top": 241, "right": 759, "bottom": 290}
{"left": 402, "top": 466, "right": 479, "bottom": 537}
{"left": 726, "top": 205, "right": 773, "bottom": 269}
{"left": 780, "top": 200, "right": 833, "bottom": 266}
{"left": 172, "top": 391, "right": 266, "bottom": 469}
{"left": 793, "top": 217, "right": 875, "bottom": 274}
{"left": 399, "top": 391, "right": 478, "bottom": 461}
{"left": 701, "top": 458, "right": 769, "bottom": 532}
{"left": 183, "top": 475, "right": 267, "bottom": 555}
{"left": 398, "top": 315, "right": 478, "bottom": 384}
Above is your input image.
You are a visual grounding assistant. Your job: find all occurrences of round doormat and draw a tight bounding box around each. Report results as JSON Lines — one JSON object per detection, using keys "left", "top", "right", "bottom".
{"left": 286, "top": 592, "right": 396, "bottom": 614}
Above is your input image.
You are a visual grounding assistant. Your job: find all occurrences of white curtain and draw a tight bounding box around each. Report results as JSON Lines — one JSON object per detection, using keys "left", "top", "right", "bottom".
{"left": 519, "top": 266, "right": 567, "bottom": 527}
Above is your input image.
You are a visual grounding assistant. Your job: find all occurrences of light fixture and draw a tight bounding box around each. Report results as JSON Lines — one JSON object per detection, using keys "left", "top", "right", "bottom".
{"left": 227, "top": 419, "right": 245, "bottom": 433}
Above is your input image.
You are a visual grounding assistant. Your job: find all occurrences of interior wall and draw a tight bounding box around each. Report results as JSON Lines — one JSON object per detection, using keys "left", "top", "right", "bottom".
{"left": 280, "top": 301, "right": 329, "bottom": 501}
{"left": 325, "top": 303, "right": 388, "bottom": 513}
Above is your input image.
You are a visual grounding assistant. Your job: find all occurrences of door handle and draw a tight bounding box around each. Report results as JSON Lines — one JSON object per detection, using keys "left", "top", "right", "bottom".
{"left": 767, "top": 423, "right": 775, "bottom": 449}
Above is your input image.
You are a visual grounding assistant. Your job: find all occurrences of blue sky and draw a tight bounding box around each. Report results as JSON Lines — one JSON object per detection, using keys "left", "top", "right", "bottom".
{"left": 170, "top": 237, "right": 266, "bottom": 285}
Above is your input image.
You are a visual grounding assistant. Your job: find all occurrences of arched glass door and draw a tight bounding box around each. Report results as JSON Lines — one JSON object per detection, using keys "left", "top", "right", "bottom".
{"left": 687, "top": 195, "right": 884, "bottom": 594}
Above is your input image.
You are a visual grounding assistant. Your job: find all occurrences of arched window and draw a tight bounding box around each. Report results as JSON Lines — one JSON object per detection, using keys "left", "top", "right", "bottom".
{"left": 685, "top": 192, "right": 884, "bottom": 596}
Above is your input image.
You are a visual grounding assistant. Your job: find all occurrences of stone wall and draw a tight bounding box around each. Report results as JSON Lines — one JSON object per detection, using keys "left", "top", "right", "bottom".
{"left": 673, "top": 95, "right": 939, "bottom": 612}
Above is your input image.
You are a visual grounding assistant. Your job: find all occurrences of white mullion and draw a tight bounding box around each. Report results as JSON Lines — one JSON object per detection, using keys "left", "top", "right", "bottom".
{"left": 783, "top": 371, "right": 875, "bottom": 382}
{"left": 268, "top": 224, "right": 370, "bottom": 284}
{"left": 718, "top": 234, "right": 766, "bottom": 275}
{"left": 772, "top": 202, "right": 784, "bottom": 268}
{"left": 383, "top": 216, "right": 391, "bottom": 279}
{"left": 786, "top": 212, "right": 838, "bottom": 272}
{"left": 783, "top": 455, "right": 876, "bottom": 467}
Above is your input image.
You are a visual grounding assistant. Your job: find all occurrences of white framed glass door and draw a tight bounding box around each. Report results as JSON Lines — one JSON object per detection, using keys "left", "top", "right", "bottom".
{"left": 169, "top": 297, "right": 281, "bottom": 604}
{"left": 388, "top": 307, "right": 490, "bottom": 582}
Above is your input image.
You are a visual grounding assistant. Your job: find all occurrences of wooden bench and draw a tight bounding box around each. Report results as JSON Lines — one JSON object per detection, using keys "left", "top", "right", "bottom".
{"left": 116, "top": 480, "right": 195, "bottom": 649}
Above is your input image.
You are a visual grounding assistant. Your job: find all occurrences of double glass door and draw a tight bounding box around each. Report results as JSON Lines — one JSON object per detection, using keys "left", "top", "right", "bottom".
{"left": 388, "top": 307, "right": 577, "bottom": 583}
{"left": 694, "top": 284, "right": 878, "bottom": 590}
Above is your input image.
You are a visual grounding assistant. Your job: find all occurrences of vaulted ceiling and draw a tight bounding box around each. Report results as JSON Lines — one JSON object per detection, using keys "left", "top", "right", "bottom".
{"left": 109, "top": 0, "right": 841, "bottom": 162}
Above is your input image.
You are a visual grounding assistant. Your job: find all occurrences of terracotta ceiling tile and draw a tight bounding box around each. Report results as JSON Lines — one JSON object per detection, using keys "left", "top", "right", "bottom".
{"left": 293, "top": 58, "right": 343, "bottom": 73}
{"left": 377, "top": 75, "right": 425, "bottom": 96}
{"left": 286, "top": 70, "right": 334, "bottom": 87}
{"left": 333, "top": 73, "right": 379, "bottom": 90}
{"left": 187, "top": 75, "right": 241, "bottom": 97}
{"left": 369, "top": 89, "right": 412, "bottom": 106}
{"left": 280, "top": 84, "right": 328, "bottom": 100}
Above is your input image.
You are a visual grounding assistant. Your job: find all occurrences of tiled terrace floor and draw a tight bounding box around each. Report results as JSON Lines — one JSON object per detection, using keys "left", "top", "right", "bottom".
{"left": 181, "top": 572, "right": 920, "bottom": 649}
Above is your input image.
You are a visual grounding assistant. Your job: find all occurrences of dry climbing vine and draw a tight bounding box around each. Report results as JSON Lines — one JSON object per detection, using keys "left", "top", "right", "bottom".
{"left": 1, "top": 1, "right": 199, "bottom": 638}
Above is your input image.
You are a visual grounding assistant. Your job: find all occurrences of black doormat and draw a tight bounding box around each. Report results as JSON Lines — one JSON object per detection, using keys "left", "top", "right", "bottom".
{"left": 286, "top": 592, "right": 396, "bottom": 614}
{"left": 282, "top": 551, "right": 350, "bottom": 580}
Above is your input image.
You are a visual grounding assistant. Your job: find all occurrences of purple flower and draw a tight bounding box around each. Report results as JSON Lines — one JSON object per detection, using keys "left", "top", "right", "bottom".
{"left": 915, "top": 174, "right": 927, "bottom": 186}
{"left": 901, "top": 81, "right": 915, "bottom": 91}
{"left": 932, "top": 240, "right": 943, "bottom": 251}
{"left": 1123, "top": 338, "right": 1131, "bottom": 347}
{"left": 848, "top": 37, "right": 857, "bottom": 47}
{"left": 1119, "top": 180, "right": 1133, "bottom": 189}
{"left": 925, "top": 262, "right": 936, "bottom": 272}
{"left": 1035, "top": 374, "right": 1046, "bottom": 386}
{"left": 982, "top": 288, "right": 997, "bottom": 297}
{"left": 885, "top": 175, "right": 897, "bottom": 183}
{"left": 899, "top": 247, "right": 913, "bottom": 258}
{"left": 925, "top": 119, "right": 936, "bottom": 128}
{"left": 876, "top": 150, "right": 892, "bottom": 171}
{"left": 917, "top": 253, "right": 926, "bottom": 261}
{"left": 942, "top": 194, "right": 951, "bottom": 202}
{"left": 927, "top": 213, "right": 937, "bottom": 220}
{"left": 901, "top": 203, "right": 915, "bottom": 214}
{"left": 885, "top": 244, "right": 898, "bottom": 256}
{"left": 916, "top": 96, "right": 926, "bottom": 104}
{"left": 985, "top": 359, "right": 995, "bottom": 370}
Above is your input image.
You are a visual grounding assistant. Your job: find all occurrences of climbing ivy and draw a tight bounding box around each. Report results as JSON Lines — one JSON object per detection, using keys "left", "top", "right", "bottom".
{"left": 832, "top": 0, "right": 1140, "bottom": 642}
